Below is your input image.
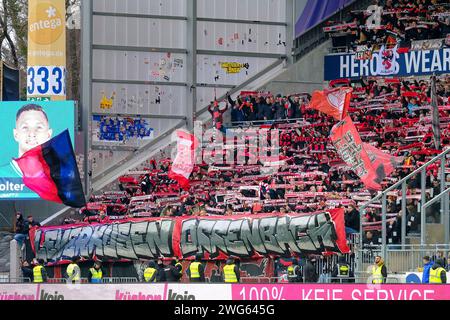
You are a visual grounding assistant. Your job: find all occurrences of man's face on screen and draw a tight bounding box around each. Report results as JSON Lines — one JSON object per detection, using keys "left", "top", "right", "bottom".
{"left": 14, "top": 110, "right": 52, "bottom": 157}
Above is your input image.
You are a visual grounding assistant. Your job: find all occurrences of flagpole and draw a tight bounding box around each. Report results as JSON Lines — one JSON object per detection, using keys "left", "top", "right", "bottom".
{"left": 431, "top": 73, "right": 441, "bottom": 151}
{"left": 81, "top": 0, "right": 93, "bottom": 199}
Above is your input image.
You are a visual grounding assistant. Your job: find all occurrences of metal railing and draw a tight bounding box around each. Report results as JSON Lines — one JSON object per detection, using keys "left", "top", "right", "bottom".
{"left": 46, "top": 278, "right": 68, "bottom": 284}
{"left": 0, "top": 277, "right": 32, "bottom": 283}
{"left": 359, "top": 148, "right": 450, "bottom": 260}
{"left": 384, "top": 244, "right": 450, "bottom": 274}
{"left": 102, "top": 277, "right": 139, "bottom": 284}
{"left": 227, "top": 117, "right": 307, "bottom": 128}
{"left": 422, "top": 188, "right": 450, "bottom": 245}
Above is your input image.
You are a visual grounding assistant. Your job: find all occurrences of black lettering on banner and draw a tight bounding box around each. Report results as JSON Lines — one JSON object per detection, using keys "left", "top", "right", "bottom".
{"left": 196, "top": 220, "right": 216, "bottom": 255}
{"left": 102, "top": 225, "right": 118, "bottom": 259}
{"left": 210, "top": 220, "right": 231, "bottom": 257}
{"left": 181, "top": 219, "right": 199, "bottom": 257}
{"left": 130, "top": 221, "right": 153, "bottom": 259}
{"left": 240, "top": 219, "right": 266, "bottom": 255}
{"left": 259, "top": 217, "right": 284, "bottom": 254}
{"left": 87, "top": 225, "right": 108, "bottom": 258}
{"left": 116, "top": 223, "right": 138, "bottom": 260}
{"left": 275, "top": 216, "right": 301, "bottom": 254}
{"left": 224, "top": 219, "right": 249, "bottom": 256}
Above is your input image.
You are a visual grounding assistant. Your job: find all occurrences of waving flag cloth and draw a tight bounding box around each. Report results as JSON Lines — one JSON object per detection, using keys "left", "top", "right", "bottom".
{"left": 169, "top": 130, "right": 199, "bottom": 190}
{"left": 363, "top": 143, "right": 404, "bottom": 183}
{"left": 14, "top": 130, "right": 86, "bottom": 207}
{"left": 330, "top": 116, "right": 394, "bottom": 191}
{"left": 309, "top": 87, "right": 353, "bottom": 120}
{"left": 431, "top": 75, "right": 441, "bottom": 150}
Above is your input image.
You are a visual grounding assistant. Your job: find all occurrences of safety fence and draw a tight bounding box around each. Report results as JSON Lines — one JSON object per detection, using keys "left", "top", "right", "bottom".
{"left": 101, "top": 277, "right": 139, "bottom": 284}
{"left": 356, "top": 244, "right": 450, "bottom": 274}
{"left": 2, "top": 283, "right": 449, "bottom": 300}
{"left": 0, "top": 277, "right": 32, "bottom": 283}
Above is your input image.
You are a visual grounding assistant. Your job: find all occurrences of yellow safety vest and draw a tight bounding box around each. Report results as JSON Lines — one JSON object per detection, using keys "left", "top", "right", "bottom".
{"left": 175, "top": 262, "right": 183, "bottom": 272}
{"left": 223, "top": 264, "right": 238, "bottom": 283}
{"left": 338, "top": 264, "right": 350, "bottom": 277}
{"left": 89, "top": 268, "right": 102, "bottom": 281}
{"left": 287, "top": 265, "right": 298, "bottom": 276}
{"left": 429, "top": 267, "right": 446, "bottom": 284}
{"left": 33, "top": 266, "right": 44, "bottom": 283}
{"left": 67, "top": 263, "right": 80, "bottom": 281}
{"left": 189, "top": 262, "right": 201, "bottom": 279}
{"left": 372, "top": 265, "right": 384, "bottom": 284}
{"left": 144, "top": 268, "right": 157, "bottom": 282}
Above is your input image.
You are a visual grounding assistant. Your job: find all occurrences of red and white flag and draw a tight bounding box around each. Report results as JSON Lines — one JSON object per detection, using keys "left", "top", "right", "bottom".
{"left": 309, "top": 87, "right": 353, "bottom": 120}
{"left": 168, "top": 130, "right": 199, "bottom": 191}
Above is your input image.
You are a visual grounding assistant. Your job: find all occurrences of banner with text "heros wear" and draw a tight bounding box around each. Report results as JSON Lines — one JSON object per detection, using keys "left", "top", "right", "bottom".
{"left": 324, "top": 47, "right": 450, "bottom": 80}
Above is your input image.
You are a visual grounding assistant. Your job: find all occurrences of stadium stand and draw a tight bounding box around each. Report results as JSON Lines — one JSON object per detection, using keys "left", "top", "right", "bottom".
{"left": 8, "top": 0, "right": 450, "bottom": 287}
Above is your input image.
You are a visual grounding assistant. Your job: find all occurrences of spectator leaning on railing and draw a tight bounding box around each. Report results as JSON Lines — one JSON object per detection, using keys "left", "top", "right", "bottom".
{"left": 14, "top": 214, "right": 40, "bottom": 249}
{"left": 13, "top": 212, "right": 26, "bottom": 246}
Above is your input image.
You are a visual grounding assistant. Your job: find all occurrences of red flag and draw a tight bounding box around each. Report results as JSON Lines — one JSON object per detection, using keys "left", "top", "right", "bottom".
{"left": 309, "top": 87, "right": 352, "bottom": 120}
{"left": 330, "top": 116, "right": 382, "bottom": 191}
{"left": 363, "top": 143, "right": 403, "bottom": 183}
{"left": 329, "top": 208, "right": 350, "bottom": 254}
{"left": 168, "top": 130, "right": 199, "bottom": 191}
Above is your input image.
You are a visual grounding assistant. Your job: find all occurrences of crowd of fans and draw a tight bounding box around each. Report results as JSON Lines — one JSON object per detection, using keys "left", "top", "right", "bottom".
{"left": 79, "top": 73, "right": 450, "bottom": 248}
{"left": 325, "top": 0, "right": 450, "bottom": 51}
{"left": 93, "top": 116, "right": 153, "bottom": 142}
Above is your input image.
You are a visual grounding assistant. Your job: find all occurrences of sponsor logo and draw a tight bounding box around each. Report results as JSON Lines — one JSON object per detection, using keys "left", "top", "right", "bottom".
{"left": 0, "top": 182, "right": 26, "bottom": 192}
{"left": 40, "top": 289, "right": 64, "bottom": 300}
{"left": 326, "top": 91, "right": 346, "bottom": 112}
{"left": 29, "top": 3, "right": 64, "bottom": 45}
{"left": 167, "top": 289, "right": 196, "bottom": 300}
{"left": 115, "top": 290, "right": 162, "bottom": 300}
{"left": 0, "top": 292, "right": 35, "bottom": 300}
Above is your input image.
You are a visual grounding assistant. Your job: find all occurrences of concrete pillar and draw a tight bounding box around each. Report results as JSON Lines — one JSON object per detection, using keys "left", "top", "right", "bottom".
{"left": 9, "top": 240, "right": 21, "bottom": 282}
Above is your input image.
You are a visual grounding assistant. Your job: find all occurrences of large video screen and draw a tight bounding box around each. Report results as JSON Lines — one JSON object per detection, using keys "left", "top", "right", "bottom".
{"left": 0, "top": 101, "right": 75, "bottom": 200}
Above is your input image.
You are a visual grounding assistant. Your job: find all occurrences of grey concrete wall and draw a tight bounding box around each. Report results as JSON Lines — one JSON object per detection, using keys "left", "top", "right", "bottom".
{"left": 260, "top": 40, "right": 331, "bottom": 95}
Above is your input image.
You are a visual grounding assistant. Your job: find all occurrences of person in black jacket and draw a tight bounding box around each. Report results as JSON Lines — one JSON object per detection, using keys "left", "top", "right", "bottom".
{"left": 345, "top": 204, "right": 360, "bottom": 235}
{"left": 304, "top": 256, "right": 318, "bottom": 283}
{"left": 163, "top": 259, "right": 181, "bottom": 282}
{"left": 13, "top": 212, "right": 27, "bottom": 245}
{"left": 21, "top": 260, "right": 34, "bottom": 282}
{"left": 156, "top": 259, "right": 166, "bottom": 282}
